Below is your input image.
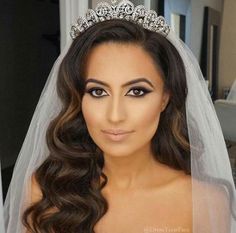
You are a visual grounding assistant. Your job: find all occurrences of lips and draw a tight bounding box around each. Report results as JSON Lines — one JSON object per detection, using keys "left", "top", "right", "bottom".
{"left": 102, "top": 129, "right": 133, "bottom": 142}
{"left": 102, "top": 129, "right": 133, "bottom": 135}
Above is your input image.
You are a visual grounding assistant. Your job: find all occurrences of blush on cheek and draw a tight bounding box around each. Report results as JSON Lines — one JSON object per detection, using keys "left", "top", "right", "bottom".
{"left": 81, "top": 99, "right": 104, "bottom": 135}
{"left": 82, "top": 98, "right": 95, "bottom": 122}
{"left": 142, "top": 102, "right": 162, "bottom": 122}
{"left": 141, "top": 105, "right": 161, "bottom": 135}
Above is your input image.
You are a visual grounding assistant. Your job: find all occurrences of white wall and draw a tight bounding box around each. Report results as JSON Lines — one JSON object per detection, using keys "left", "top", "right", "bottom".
{"left": 165, "top": 0, "right": 191, "bottom": 47}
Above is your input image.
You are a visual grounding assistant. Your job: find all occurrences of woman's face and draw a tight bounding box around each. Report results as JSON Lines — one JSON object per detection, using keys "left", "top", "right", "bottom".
{"left": 81, "top": 42, "right": 170, "bottom": 157}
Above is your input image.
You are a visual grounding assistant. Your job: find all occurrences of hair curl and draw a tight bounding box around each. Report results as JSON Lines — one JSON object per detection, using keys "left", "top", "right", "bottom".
{"left": 22, "top": 19, "right": 190, "bottom": 233}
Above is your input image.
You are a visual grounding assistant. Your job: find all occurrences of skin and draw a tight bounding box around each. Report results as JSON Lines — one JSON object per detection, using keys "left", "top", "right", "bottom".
{"left": 82, "top": 42, "right": 171, "bottom": 190}
{"left": 81, "top": 42, "right": 193, "bottom": 232}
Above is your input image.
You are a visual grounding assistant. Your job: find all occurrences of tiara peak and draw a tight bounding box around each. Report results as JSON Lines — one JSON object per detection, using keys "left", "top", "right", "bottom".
{"left": 70, "top": 0, "right": 170, "bottom": 39}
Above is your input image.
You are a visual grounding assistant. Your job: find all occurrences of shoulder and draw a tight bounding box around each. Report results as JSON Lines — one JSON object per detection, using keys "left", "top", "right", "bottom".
{"left": 191, "top": 178, "right": 231, "bottom": 232}
{"left": 177, "top": 176, "right": 230, "bottom": 209}
{"left": 166, "top": 169, "right": 192, "bottom": 192}
{"left": 172, "top": 175, "right": 231, "bottom": 232}
{"left": 192, "top": 178, "right": 230, "bottom": 204}
{"left": 30, "top": 173, "right": 43, "bottom": 204}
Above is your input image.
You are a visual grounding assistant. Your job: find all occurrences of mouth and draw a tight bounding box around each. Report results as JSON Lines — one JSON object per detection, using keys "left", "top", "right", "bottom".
{"left": 101, "top": 129, "right": 133, "bottom": 135}
{"left": 101, "top": 129, "right": 134, "bottom": 141}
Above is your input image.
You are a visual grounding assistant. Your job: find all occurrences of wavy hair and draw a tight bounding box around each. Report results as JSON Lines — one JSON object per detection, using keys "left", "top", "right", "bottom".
{"left": 22, "top": 19, "right": 190, "bottom": 233}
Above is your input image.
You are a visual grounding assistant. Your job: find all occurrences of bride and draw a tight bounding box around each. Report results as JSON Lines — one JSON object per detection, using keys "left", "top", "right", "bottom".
{"left": 3, "top": 1, "right": 236, "bottom": 232}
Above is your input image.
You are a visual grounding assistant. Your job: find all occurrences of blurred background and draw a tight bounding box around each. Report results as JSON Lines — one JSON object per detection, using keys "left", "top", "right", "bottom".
{"left": 1, "top": 0, "right": 236, "bottom": 200}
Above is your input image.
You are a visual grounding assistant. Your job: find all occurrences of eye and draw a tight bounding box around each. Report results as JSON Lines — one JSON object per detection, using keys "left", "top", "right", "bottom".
{"left": 86, "top": 87, "right": 108, "bottom": 98}
{"left": 85, "top": 86, "right": 152, "bottom": 98}
{"left": 126, "top": 87, "right": 152, "bottom": 97}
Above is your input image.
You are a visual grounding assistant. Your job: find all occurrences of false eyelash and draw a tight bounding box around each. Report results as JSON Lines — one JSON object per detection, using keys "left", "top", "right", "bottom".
{"left": 86, "top": 86, "right": 152, "bottom": 98}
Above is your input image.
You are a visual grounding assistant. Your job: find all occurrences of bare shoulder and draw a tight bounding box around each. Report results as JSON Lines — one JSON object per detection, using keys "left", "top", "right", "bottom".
{"left": 166, "top": 168, "right": 192, "bottom": 191}
{"left": 30, "top": 173, "right": 43, "bottom": 204}
{"left": 173, "top": 175, "right": 229, "bottom": 206}
{"left": 192, "top": 178, "right": 228, "bottom": 200}
{"left": 170, "top": 171, "right": 192, "bottom": 203}
{"left": 191, "top": 178, "right": 231, "bottom": 232}
{"left": 192, "top": 178, "right": 230, "bottom": 203}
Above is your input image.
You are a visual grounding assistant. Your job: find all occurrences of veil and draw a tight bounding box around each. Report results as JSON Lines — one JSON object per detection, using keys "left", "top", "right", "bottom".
{"left": 227, "top": 79, "right": 236, "bottom": 101}
{"left": 0, "top": 162, "right": 5, "bottom": 233}
{"left": 167, "top": 31, "right": 236, "bottom": 232}
{"left": 3, "top": 0, "right": 236, "bottom": 232}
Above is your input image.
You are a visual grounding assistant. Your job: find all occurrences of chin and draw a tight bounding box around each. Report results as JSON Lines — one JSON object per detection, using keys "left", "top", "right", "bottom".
{"left": 99, "top": 144, "right": 137, "bottom": 158}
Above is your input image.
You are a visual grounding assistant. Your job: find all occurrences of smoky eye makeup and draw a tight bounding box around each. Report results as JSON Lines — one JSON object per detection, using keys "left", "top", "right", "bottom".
{"left": 85, "top": 86, "right": 153, "bottom": 98}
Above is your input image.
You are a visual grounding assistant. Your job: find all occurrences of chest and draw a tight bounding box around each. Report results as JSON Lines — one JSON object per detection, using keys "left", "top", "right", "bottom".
{"left": 94, "top": 188, "right": 192, "bottom": 233}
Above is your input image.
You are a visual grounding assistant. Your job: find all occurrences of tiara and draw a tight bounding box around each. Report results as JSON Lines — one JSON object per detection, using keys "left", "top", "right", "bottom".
{"left": 70, "top": 0, "right": 170, "bottom": 39}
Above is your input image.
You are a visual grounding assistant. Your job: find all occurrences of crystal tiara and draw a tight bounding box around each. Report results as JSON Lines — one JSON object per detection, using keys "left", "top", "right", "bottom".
{"left": 70, "top": 0, "right": 170, "bottom": 39}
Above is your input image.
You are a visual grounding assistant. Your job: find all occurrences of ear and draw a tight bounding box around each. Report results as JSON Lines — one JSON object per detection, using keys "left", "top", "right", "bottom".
{"left": 161, "top": 91, "right": 170, "bottom": 112}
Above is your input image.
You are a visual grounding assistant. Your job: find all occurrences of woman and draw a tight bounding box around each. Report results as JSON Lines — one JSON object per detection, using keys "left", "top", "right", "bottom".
{"left": 4, "top": 1, "right": 236, "bottom": 233}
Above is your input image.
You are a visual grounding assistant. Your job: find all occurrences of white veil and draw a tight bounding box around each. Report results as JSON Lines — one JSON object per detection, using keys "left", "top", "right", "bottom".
{"left": 3, "top": 1, "right": 236, "bottom": 232}
{"left": 167, "top": 31, "right": 236, "bottom": 232}
{"left": 0, "top": 163, "right": 5, "bottom": 233}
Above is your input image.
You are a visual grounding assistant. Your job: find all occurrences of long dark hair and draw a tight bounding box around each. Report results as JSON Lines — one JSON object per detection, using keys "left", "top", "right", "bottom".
{"left": 22, "top": 19, "right": 190, "bottom": 233}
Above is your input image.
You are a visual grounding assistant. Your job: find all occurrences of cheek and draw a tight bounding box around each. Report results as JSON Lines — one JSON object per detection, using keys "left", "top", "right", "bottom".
{"left": 132, "top": 99, "right": 162, "bottom": 135}
{"left": 130, "top": 94, "right": 163, "bottom": 125}
{"left": 81, "top": 97, "right": 101, "bottom": 127}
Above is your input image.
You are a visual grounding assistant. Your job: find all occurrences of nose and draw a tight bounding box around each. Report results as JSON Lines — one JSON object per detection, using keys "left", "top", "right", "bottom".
{"left": 107, "top": 95, "right": 126, "bottom": 124}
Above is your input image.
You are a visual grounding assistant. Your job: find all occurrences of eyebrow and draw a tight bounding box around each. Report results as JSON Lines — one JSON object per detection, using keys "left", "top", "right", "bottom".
{"left": 85, "top": 77, "right": 154, "bottom": 88}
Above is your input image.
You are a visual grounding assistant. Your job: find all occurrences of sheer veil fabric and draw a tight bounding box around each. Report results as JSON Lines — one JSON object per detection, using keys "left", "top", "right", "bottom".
{"left": 3, "top": 4, "right": 236, "bottom": 233}
{"left": 167, "top": 31, "right": 236, "bottom": 232}
{"left": 0, "top": 163, "right": 5, "bottom": 233}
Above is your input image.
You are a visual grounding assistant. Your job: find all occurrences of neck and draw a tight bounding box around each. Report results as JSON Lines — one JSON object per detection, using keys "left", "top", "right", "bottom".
{"left": 101, "top": 146, "right": 162, "bottom": 191}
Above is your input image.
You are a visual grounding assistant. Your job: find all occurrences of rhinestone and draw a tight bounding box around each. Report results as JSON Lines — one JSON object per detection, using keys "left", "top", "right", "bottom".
{"left": 70, "top": 0, "right": 170, "bottom": 39}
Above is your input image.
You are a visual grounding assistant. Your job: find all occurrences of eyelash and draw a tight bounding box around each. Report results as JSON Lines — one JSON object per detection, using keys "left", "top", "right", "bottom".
{"left": 85, "top": 86, "right": 152, "bottom": 98}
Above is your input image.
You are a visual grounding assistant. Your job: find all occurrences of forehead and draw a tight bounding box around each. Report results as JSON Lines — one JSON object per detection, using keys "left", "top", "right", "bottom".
{"left": 84, "top": 42, "right": 164, "bottom": 86}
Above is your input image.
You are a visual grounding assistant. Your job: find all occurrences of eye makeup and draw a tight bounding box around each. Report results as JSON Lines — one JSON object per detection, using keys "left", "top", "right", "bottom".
{"left": 85, "top": 86, "right": 153, "bottom": 98}
{"left": 84, "top": 77, "right": 155, "bottom": 89}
